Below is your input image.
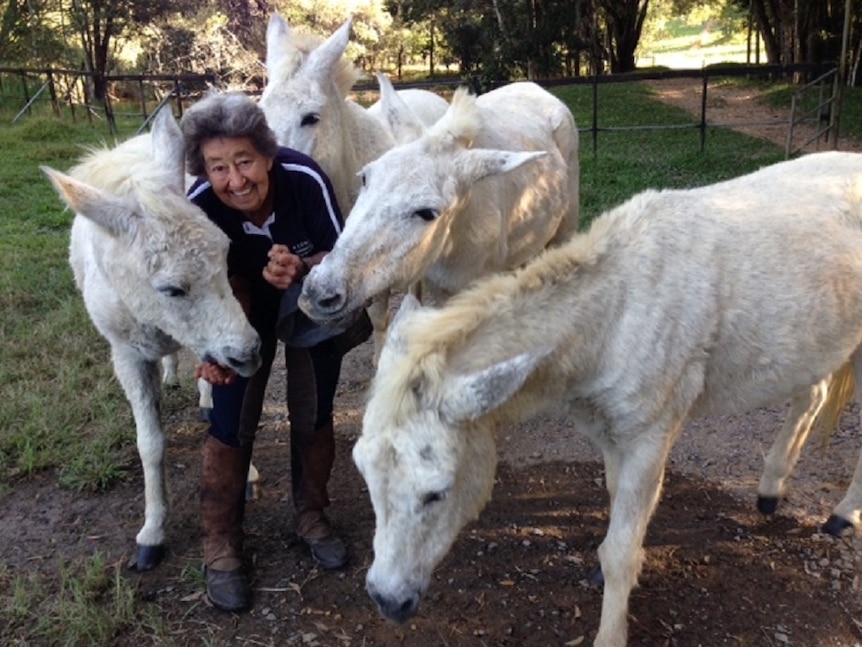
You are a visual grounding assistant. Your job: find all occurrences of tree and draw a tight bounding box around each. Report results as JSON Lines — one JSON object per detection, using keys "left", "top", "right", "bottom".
{"left": 598, "top": 0, "right": 650, "bottom": 73}
{"left": 734, "top": 0, "right": 856, "bottom": 66}
{"left": 0, "top": 0, "right": 69, "bottom": 65}
{"left": 65, "top": 0, "right": 195, "bottom": 100}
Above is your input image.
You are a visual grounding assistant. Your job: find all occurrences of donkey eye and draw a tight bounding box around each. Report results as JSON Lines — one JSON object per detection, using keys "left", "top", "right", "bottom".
{"left": 421, "top": 490, "right": 448, "bottom": 506}
{"left": 300, "top": 113, "right": 320, "bottom": 127}
{"left": 158, "top": 285, "right": 187, "bottom": 298}
{"left": 414, "top": 208, "right": 438, "bottom": 222}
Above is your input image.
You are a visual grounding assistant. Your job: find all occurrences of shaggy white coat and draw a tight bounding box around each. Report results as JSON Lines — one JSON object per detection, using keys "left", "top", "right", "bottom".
{"left": 42, "top": 110, "right": 261, "bottom": 567}
{"left": 299, "top": 80, "right": 581, "bottom": 330}
{"left": 258, "top": 13, "right": 448, "bottom": 358}
{"left": 354, "top": 151, "right": 862, "bottom": 646}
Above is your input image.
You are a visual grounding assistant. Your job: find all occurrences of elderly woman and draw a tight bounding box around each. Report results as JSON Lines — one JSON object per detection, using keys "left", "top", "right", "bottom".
{"left": 181, "top": 92, "right": 365, "bottom": 612}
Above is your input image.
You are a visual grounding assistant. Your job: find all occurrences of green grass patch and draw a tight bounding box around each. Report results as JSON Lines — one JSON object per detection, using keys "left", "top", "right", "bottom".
{"left": 0, "top": 555, "right": 169, "bottom": 646}
{"left": 0, "top": 115, "right": 151, "bottom": 495}
{"left": 552, "top": 82, "right": 784, "bottom": 226}
{"left": 756, "top": 80, "right": 862, "bottom": 142}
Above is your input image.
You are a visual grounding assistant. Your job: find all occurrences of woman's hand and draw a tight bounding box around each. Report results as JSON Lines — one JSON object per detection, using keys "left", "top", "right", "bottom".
{"left": 195, "top": 361, "right": 238, "bottom": 386}
{"left": 263, "top": 244, "right": 306, "bottom": 290}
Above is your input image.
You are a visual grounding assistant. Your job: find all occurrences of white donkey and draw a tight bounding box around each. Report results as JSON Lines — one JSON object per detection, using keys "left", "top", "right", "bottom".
{"left": 299, "top": 81, "right": 580, "bottom": 327}
{"left": 42, "top": 109, "right": 262, "bottom": 571}
{"left": 258, "top": 13, "right": 448, "bottom": 356}
{"left": 353, "top": 151, "right": 862, "bottom": 647}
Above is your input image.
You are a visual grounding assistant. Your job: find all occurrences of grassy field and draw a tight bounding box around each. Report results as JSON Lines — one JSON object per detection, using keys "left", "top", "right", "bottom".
{"left": 0, "top": 80, "right": 846, "bottom": 645}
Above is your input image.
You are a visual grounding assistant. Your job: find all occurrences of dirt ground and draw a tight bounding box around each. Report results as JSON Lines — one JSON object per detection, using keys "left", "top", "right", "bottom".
{"left": 3, "top": 81, "right": 862, "bottom": 647}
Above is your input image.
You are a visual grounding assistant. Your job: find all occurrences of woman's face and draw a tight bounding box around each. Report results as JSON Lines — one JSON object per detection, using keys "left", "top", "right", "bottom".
{"left": 201, "top": 137, "right": 274, "bottom": 221}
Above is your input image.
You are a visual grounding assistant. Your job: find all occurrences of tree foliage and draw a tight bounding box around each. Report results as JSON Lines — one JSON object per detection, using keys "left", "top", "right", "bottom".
{"left": 731, "top": 0, "right": 860, "bottom": 68}
{"left": 0, "top": 0, "right": 70, "bottom": 66}
{"left": 64, "top": 0, "right": 199, "bottom": 98}
{"left": 2, "top": 0, "right": 860, "bottom": 88}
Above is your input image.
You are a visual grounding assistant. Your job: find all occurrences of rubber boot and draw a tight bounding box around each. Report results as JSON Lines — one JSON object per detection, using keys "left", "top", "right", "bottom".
{"left": 201, "top": 435, "right": 252, "bottom": 612}
{"left": 291, "top": 420, "right": 347, "bottom": 569}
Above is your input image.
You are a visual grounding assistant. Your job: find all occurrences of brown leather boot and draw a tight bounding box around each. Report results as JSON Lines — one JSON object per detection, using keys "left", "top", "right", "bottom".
{"left": 291, "top": 421, "right": 347, "bottom": 569}
{"left": 201, "top": 435, "right": 252, "bottom": 612}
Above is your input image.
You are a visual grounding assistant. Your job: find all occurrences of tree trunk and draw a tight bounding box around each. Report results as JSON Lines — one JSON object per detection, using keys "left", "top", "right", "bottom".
{"left": 605, "top": 0, "right": 649, "bottom": 73}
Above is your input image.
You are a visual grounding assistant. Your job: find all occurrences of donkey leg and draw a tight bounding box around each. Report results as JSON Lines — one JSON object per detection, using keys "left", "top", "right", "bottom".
{"left": 594, "top": 427, "right": 677, "bottom": 647}
{"left": 757, "top": 380, "right": 829, "bottom": 514}
{"left": 587, "top": 449, "right": 621, "bottom": 585}
{"left": 825, "top": 448, "right": 862, "bottom": 535}
{"left": 823, "top": 356, "right": 862, "bottom": 535}
{"left": 112, "top": 345, "right": 168, "bottom": 571}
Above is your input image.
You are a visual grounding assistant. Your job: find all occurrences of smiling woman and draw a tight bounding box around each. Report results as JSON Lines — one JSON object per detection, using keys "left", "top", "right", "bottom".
{"left": 199, "top": 138, "right": 275, "bottom": 225}
{"left": 180, "top": 90, "right": 365, "bottom": 612}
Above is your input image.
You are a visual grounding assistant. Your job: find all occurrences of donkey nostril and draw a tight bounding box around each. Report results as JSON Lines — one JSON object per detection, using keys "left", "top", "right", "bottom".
{"left": 319, "top": 293, "right": 344, "bottom": 311}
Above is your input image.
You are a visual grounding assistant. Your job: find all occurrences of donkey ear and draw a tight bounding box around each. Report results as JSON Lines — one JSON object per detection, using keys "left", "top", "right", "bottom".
{"left": 441, "top": 350, "right": 546, "bottom": 423}
{"left": 307, "top": 18, "right": 352, "bottom": 76}
{"left": 375, "top": 72, "right": 425, "bottom": 144}
{"left": 150, "top": 108, "right": 185, "bottom": 192}
{"left": 456, "top": 149, "right": 547, "bottom": 185}
{"left": 41, "top": 166, "right": 138, "bottom": 239}
{"left": 265, "top": 12, "right": 292, "bottom": 77}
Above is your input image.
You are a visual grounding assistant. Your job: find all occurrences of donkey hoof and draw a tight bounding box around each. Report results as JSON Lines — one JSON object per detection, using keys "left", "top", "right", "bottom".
{"left": 130, "top": 544, "right": 166, "bottom": 571}
{"left": 200, "top": 407, "right": 213, "bottom": 423}
{"left": 757, "top": 495, "right": 779, "bottom": 515}
{"left": 822, "top": 514, "right": 854, "bottom": 537}
{"left": 588, "top": 564, "right": 604, "bottom": 586}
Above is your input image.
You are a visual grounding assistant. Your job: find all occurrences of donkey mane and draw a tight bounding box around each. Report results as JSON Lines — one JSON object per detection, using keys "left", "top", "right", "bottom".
{"left": 70, "top": 133, "right": 228, "bottom": 278}
{"left": 394, "top": 189, "right": 656, "bottom": 356}
{"left": 426, "top": 87, "right": 481, "bottom": 151}
{"left": 371, "top": 190, "right": 662, "bottom": 425}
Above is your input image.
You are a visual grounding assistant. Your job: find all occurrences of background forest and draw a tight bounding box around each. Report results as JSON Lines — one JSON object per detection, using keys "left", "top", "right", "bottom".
{"left": 1, "top": 0, "right": 860, "bottom": 100}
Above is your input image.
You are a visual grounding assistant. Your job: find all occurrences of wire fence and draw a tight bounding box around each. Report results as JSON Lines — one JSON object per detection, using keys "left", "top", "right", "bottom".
{"left": 0, "top": 62, "right": 838, "bottom": 156}
{"left": 0, "top": 67, "right": 215, "bottom": 134}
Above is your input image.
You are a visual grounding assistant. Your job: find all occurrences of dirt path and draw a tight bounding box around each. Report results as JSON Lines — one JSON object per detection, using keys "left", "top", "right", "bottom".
{"left": 644, "top": 77, "right": 862, "bottom": 155}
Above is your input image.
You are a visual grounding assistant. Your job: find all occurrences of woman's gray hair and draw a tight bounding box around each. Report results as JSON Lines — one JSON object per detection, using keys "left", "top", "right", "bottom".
{"left": 180, "top": 91, "right": 279, "bottom": 177}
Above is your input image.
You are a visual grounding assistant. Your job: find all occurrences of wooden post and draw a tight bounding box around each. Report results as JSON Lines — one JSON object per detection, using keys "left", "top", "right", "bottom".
{"left": 47, "top": 68, "right": 60, "bottom": 117}
{"left": 699, "top": 71, "right": 708, "bottom": 152}
{"left": 139, "top": 78, "right": 147, "bottom": 121}
{"left": 19, "top": 69, "right": 30, "bottom": 114}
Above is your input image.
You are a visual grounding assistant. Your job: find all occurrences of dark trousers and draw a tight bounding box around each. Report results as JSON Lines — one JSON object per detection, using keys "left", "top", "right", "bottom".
{"left": 206, "top": 330, "right": 343, "bottom": 531}
{"left": 208, "top": 331, "right": 343, "bottom": 446}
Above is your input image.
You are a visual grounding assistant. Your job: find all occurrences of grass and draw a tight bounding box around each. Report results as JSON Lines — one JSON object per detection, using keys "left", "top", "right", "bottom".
{"left": 0, "top": 555, "right": 168, "bottom": 646}
{"left": 757, "top": 81, "right": 862, "bottom": 142}
{"left": 0, "top": 79, "right": 849, "bottom": 645}
{"left": 551, "top": 81, "right": 785, "bottom": 225}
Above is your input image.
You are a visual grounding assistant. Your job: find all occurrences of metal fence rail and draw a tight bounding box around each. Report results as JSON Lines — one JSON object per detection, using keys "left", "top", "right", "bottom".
{"left": 0, "top": 67, "right": 215, "bottom": 134}
{"left": 786, "top": 68, "right": 840, "bottom": 157}
{"left": 1, "top": 63, "right": 839, "bottom": 152}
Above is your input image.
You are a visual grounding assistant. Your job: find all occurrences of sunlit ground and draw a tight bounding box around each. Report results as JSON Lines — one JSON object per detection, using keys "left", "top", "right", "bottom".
{"left": 638, "top": 22, "right": 767, "bottom": 70}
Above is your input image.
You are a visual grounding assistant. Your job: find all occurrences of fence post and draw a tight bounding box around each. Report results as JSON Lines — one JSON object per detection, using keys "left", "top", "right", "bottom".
{"left": 47, "top": 68, "right": 59, "bottom": 117}
{"left": 591, "top": 73, "right": 598, "bottom": 155}
{"left": 18, "top": 69, "right": 30, "bottom": 114}
{"left": 138, "top": 77, "right": 147, "bottom": 122}
{"left": 174, "top": 76, "right": 185, "bottom": 117}
{"left": 699, "top": 70, "right": 708, "bottom": 152}
{"left": 102, "top": 90, "right": 117, "bottom": 135}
